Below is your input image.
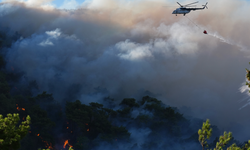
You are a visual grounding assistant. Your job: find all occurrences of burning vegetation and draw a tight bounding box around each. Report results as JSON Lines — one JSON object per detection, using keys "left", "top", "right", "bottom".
{"left": 0, "top": 51, "right": 249, "bottom": 150}
{"left": 1, "top": 89, "right": 212, "bottom": 150}
{"left": 0, "top": 79, "right": 249, "bottom": 150}
{"left": 16, "top": 104, "right": 25, "bottom": 111}
{"left": 64, "top": 140, "right": 73, "bottom": 149}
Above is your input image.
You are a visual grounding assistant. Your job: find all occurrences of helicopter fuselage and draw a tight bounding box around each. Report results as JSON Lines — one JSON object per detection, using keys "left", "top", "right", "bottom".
{"left": 172, "top": 8, "right": 191, "bottom": 16}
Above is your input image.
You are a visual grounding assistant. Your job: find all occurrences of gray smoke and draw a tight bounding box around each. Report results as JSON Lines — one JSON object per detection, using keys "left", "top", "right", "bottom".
{"left": 1, "top": 0, "right": 250, "bottom": 141}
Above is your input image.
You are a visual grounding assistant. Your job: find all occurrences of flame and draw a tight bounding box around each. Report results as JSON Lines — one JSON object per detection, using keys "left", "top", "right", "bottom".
{"left": 16, "top": 104, "right": 25, "bottom": 111}
{"left": 71, "top": 131, "right": 72, "bottom": 133}
{"left": 85, "top": 123, "right": 88, "bottom": 125}
{"left": 29, "top": 131, "right": 31, "bottom": 133}
{"left": 44, "top": 140, "right": 53, "bottom": 149}
{"left": 63, "top": 140, "right": 68, "bottom": 148}
{"left": 87, "top": 129, "right": 89, "bottom": 131}
{"left": 36, "top": 133, "right": 54, "bottom": 149}
{"left": 48, "top": 145, "right": 53, "bottom": 149}
{"left": 67, "top": 127, "right": 69, "bottom": 129}
{"left": 22, "top": 117, "right": 25, "bottom": 120}
{"left": 64, "top": 140, "right": 73, "bottom": 148}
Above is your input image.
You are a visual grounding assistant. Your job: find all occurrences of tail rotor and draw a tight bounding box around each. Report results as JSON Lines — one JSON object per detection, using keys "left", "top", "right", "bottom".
{"left": 202, "top": 2, "right": 208, "bottom": 9}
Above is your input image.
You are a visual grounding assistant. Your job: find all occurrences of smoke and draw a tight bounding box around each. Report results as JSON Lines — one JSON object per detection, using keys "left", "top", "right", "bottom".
{"left": 1, "top": 0, "right": 250, "bottom": 141}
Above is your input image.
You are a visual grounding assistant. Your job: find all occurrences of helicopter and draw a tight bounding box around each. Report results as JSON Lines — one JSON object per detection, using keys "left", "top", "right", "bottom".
{"left": 172, "top": 1, "right": 208, "bottom": 16}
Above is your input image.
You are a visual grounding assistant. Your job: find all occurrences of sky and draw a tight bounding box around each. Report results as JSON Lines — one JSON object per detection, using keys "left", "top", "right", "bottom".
{"left": 1, "top": 0, "right": 250, "bottom": 142}
{"left": 0, "top": 0, "right": 86, "bottom": 9}
{"left": 0, "top": 0, "right": 210, "bottom": 9}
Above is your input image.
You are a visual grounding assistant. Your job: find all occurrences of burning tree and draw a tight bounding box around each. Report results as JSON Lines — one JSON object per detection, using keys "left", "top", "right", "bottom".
{"left": 14, "top": 92, "right": 58, "bottom": 150}
{"left": 65, "top": 100, "right": 131, "bottom": 149}
{"left": 38, "top": 148, "right": 74, "bottom": 150}
{"left": 0, "top": 113, "right": 31, "bottom": 150}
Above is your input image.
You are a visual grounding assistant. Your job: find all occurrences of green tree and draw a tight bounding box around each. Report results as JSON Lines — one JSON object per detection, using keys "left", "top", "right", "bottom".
{"left": 246, "top": 65, "right": 250, "bottom": 92}
{"left": 198, "top": 119, "right": 250, "bottom": 150}
{"left": 214, "top": 131, "right": 232, "bottom": 150}
{"left": 0, "top": 113, "right": 31, "bottom": 150}
{"left": 140, "top": 96, "right": 161, "bottom": 105}
{"left": 120, "top": 98, "right": 139, "bottom": 107}
{"left": 198, "top": 119, "right": 212, "bottom": 150}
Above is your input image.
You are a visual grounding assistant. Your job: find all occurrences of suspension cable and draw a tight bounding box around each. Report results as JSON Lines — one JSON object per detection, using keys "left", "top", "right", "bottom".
{"left": 185, "top": 15, "right": 202, "bottom": 30}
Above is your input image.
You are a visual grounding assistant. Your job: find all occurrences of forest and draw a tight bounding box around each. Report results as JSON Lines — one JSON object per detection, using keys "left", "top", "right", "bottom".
{"left": 1, "top": 25, "right": 250, "bottom": 150}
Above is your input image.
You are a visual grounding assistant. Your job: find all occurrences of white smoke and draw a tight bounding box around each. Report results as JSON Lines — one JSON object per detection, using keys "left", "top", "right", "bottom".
{"left": 1, "top": 0, "right": 250, "bottom": 141}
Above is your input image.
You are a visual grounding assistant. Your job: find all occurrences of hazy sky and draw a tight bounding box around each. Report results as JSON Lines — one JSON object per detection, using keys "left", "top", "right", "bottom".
{"left": 0, "top": 0, "right": 210, "bottom": 9}
{"left": 0, "top": 0, "right": 86, "bottom": 9}
{"left": 1, "top": 0, "right": 250, "bottom": 141}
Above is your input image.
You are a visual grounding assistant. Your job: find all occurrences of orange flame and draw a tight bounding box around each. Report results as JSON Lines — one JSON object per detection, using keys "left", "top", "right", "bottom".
{"left": 22, "top": 117, "right": 25, "bottom": 120}
{"left": 87, "top": 129, "right": 89, "bottom": 131}
{"left": 64, "top": 140, "right": 73, "bottom": 148}
{"left": 36, "top": 133, "right": 53, "bottom": 149}
{"left": 29, "top": 131, "right": 31, "bottom": 133}
{"left": 16, "top": 104, "right": 25, "bottom": 111}
{"left": 63, "top": 140, "right": 68, "bottom": 148}
{"left": 85, "top": 123, "right": 88, "bottom": 125}
{"left": 44, "top": 140, "right": 53, "bottom": 149}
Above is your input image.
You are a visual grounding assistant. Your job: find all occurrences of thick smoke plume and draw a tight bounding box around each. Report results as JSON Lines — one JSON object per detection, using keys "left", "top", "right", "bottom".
{"left": 1, "top": 0, "right": 250, "bottom": 141}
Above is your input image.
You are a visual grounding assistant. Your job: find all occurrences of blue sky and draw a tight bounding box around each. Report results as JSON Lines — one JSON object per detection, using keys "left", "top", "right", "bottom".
{"left": 52, "top": 0, "right": 85, "bottom": 7}
{"left": 0, "top": 0, "right": 86, "bottom": 8}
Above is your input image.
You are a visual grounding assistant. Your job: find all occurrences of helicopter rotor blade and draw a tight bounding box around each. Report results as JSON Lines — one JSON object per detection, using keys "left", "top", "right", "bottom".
{"left": 177, "top": 2, "right": 183, "bottom": 7}
{"left": 185, "top": 5, "right": 196, "bottom": 7}
{"left": 184, "top": 1, "right": 199, "bottom": 7}
{"left": 162, "top": 6, "right": 177, "bottom": 7}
